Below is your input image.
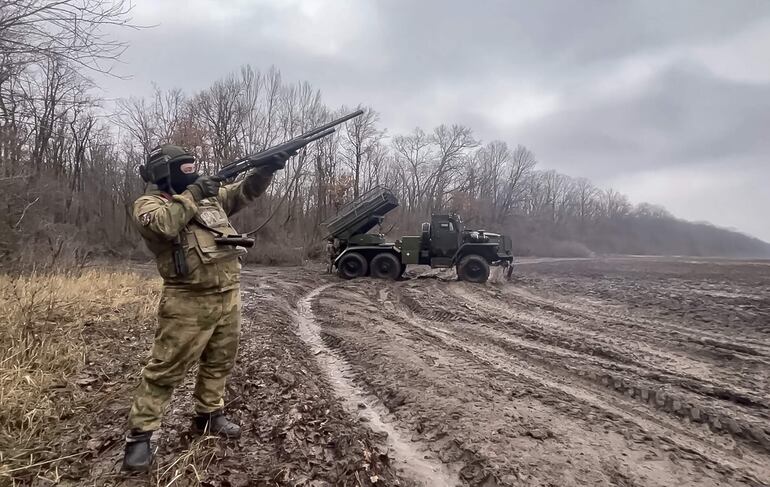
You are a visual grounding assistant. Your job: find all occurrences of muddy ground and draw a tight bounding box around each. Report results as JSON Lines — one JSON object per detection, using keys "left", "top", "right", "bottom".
{"left": 24, "top": 257, "right": 770, "bottom": 486}
{"left": 303, "top": 257, "right": 770, "bottom": 486}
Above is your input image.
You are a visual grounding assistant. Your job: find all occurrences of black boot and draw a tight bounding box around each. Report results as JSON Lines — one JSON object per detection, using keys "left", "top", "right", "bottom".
{"left": 121, "top": 430, "right": 153, "bottom": 472}
{"left": 193, "top": 410, "right": 241, "bottom": 439}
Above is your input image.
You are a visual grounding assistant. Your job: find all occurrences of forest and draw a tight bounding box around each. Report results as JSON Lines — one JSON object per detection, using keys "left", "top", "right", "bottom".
{"left": 2, "top": 0, "right": 768, "bottom": 268}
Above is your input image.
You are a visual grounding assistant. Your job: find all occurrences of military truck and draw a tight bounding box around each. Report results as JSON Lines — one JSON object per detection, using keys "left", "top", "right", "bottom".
{"left": 322, "top": 186, "right": 513, "bottom": 283}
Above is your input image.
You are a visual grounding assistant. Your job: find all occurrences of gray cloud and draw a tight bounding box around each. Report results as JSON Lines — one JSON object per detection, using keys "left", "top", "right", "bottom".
{"left": 516, "top": 63, "right": 770, "bottom": 175}
{"left": 99, "top": 0, "right": 770, "bottom": 241}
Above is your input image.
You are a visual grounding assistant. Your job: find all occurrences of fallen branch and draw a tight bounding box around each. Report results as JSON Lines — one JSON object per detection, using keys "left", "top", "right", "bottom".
{"left": 13, "top": 197, "right": 40, "bottom": 229}
{"left": 1, "top": 452, "right": 87, "bottom": 475}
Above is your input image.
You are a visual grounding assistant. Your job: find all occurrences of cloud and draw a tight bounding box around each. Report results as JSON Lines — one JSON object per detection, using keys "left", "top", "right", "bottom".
{"left": 98, "top": 0, "right": 770, "bottom": 240}
{"left": 515, "top": 63, "right": 770, "bottom": 176}
{"left": 690, "top": 17, "right": 770, "bottom": 84}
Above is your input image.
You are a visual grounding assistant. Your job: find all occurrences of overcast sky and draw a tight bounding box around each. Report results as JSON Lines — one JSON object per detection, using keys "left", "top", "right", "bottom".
{"left": 99, "top": 0, "right": 770, "bottom": 241}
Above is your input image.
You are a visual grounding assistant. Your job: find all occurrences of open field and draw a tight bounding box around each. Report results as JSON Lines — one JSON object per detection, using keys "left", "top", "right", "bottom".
{"left": 2, "top": 257, "right": 768, "bottom": 486}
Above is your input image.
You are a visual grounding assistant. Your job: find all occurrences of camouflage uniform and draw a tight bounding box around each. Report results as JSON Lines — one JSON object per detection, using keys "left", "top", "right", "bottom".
{"left": 128, "top": 171, "right": 271, "bottom": 432}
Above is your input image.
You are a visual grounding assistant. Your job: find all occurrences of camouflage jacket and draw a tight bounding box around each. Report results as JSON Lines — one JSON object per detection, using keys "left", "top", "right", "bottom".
{"left": 133, "top": 172, "right": 272, "bottom": 292}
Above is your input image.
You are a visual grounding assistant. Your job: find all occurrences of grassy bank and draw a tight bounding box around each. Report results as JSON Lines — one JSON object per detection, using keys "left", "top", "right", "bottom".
{"left": 0, "top": 269, "right": 159, "bottom": 484}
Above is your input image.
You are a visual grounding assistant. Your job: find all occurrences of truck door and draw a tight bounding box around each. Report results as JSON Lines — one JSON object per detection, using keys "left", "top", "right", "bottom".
{"left": 430, "top": 216, "right": 459, "bottom": 262}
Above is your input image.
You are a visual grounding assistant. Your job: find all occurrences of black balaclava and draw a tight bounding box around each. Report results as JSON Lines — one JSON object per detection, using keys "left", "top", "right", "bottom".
{"left": 167, "top": 159, "right": 199, "bottom": 194}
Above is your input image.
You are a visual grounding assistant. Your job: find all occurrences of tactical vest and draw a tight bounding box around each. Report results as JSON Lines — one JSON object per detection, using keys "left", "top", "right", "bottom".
{"left": 189, "top": 197, "right": 247, "bottom": 263}
{"left": 149, "top": 196, "right": 246, "bottom": 292}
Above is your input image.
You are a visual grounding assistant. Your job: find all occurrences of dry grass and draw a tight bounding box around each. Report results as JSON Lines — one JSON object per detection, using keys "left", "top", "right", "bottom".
{"left": 153, "top": 435, "right": 220, "bottom": 486}
{"left": 0, "top": 268, "right": 160, "bottom": 484}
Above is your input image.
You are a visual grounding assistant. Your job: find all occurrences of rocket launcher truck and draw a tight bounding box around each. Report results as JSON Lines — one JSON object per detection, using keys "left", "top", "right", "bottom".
{"left": 322, "top": 186, "right": 514, "bottom": 283}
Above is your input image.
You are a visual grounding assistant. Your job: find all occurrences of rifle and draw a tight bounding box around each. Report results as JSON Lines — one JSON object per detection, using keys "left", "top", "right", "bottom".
{"left": 180, "top": 110, "right": 365, "bottom": 258}
{"left": 212, "top": 109, "right": 364, "bottom": 182}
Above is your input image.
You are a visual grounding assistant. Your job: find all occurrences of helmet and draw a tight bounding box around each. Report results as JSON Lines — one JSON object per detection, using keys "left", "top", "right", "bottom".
{"left": 139, "top": 144, "right": 195, "bottom": 183}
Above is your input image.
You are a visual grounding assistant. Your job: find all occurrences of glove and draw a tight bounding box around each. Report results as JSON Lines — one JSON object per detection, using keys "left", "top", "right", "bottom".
{"left": 187, "top": 176, "right": 221, "bottom": 201}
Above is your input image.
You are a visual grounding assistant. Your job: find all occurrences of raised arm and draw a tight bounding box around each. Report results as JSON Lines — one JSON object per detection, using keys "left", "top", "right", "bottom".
{"left": 133, "top": 192, "right": 198, "bottom": 241}
{"left": 218, "top": 167, "right": 275, "bottom": 216}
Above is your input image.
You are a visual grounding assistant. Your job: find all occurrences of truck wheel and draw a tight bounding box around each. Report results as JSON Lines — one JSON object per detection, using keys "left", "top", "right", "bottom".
{"left": 457, "top": 254, "right": 490, "bottom": 283}
{"left": 370, "top": 253, "right": 401, "bottom": 280}
{"left": 337, "top": 252, "right": 368, "bottom": 279}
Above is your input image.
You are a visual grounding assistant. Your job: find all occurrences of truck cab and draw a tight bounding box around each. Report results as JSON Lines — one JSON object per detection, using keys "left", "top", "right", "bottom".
{"left": 429, "top": 214, "right": 463, "bottom": 264}
{"left": 400, "top": 213, "right": 512, "bottom": 272}
{"left": 407, "top": 214, "right": 464, "bottom": 267}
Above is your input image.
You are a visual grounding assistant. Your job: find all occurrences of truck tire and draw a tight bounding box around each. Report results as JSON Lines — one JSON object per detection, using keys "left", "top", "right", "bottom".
{"left": 370, "top": 253, "right": 401, "bottom": 280}
{"left": 457, "top": 254, "right": 490, "bottom": 283}
{"left": 337, "top": 252, "right": 368, "bottom": 279}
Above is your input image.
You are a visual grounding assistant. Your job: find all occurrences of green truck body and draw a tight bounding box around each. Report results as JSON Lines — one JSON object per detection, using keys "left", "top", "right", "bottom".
{"left": 322, "top": 186, "right": 514, "bottom": 283}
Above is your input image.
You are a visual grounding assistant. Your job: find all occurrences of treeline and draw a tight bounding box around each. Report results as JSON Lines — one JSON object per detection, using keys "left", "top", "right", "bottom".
{"left": 1, "top": 1, "right": 768, "bottom": 266}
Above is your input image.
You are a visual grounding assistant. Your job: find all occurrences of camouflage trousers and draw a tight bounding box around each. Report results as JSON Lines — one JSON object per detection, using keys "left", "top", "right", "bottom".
{"left": 128, "top": 287, "right": 241, "bottom": 432}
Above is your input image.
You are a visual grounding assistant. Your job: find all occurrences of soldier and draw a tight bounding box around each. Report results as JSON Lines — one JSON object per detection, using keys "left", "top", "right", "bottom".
{"left": 122, "top": 144, "right": 288, "bottom": 472}
{"left": 325, "top": 238, "right": 335, "bottom": 273}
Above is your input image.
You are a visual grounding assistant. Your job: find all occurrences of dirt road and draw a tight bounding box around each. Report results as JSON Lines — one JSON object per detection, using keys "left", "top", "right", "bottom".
{"left": 44, "top": 257, "right": 769, "bottom": 486}
{"left": 252, "top": 257, "right": 770, "bottom": 486}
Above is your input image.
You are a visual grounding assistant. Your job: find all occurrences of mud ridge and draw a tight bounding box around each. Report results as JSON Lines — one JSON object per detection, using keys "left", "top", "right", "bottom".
{"left": 397, "top": 306, "right": 769, "bottom": 485}
{"left": 441, "top": 284, "right": 770, "bottom": 416}
{"left": 434, "top": 288, "right": 770, "bottom": 452}
{"left": 295, "top": 283, "right": 461, "bottom": 487}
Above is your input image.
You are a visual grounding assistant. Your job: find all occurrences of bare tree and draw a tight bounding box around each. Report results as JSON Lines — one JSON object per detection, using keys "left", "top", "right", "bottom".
{"left": 0, "top": 0, "right": 134, "bottom": 74}
{"left": 116, "top": 96, "right": 155, "bottom": 154}
{"left": 340, "top": 105, "right": 383, "bottom": 198}
{"left": 634, "top": 202, "right": 672, "bottom": 219}
{"left": 259, "top": 67, "right": 282, "bottom": 151}
{"left": 574, "top": 177, "right": 598, "bottom": 225}
{"left": 426, "top": 124, "right": 477, "bottom": 213}
{"left": 602, "top": 188, "right": 632, "bottom": 220}
{"left": 392, "top": 128, "right": 432, "bottom": 212}
{"left": 193, "top": 74, "right": 244, "bottom": 167}
{"left": 495, "top": 144, "right": 535, "bottom": 222}
{"left": 153, "top": 85, "right": 185, "bottom": 144}
{"left": 363, "top": 140, "right": 388, "bottom": 192}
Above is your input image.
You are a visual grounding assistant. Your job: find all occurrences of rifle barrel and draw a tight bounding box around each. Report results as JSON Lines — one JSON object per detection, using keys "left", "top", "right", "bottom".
{"left": 305, "top": 127, "right": 335, "bottom": 143}
{"left": 301, "top": 109, "right": 364, "bottom": 139}
{"left": 213, "top": 110, "right": 363, "bottom": 182}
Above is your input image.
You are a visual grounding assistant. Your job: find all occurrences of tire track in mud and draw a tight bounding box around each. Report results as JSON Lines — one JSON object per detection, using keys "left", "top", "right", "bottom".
{"left": 515, "top": 259, "right": 770, "bottom": 347}
{"left": 295, "top": 283, "right": 460, "bottom": 487}
{"left": 388, "top": 285, "right": 769, "bottom": 471}
{"left": 282, "top": 260, "right": 770, "bottom": 486}
{"left": 398, "top": 308, "right": 770, "bottom": 485}
{"left": 500, "top": 283, "right": 770, "bottom": 359}
{"left": 431, "top": 283, "right": 770, "bottom": 456}
{"left": 318, "top": 281, "right": 767, "bottom": 486}
{"left": 455, "top": 286, "right": 757, "bottom": 393}
{"left": 477, "top": 286, "right": 763, "bottom": 385}
{"left": 456, "top": 283, "right": 770, "bottom": 387}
